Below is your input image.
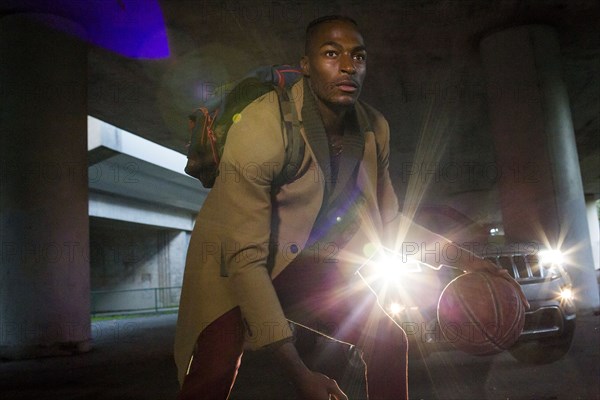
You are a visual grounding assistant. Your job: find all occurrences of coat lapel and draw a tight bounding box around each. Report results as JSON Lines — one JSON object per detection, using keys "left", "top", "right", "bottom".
{"left": 300, "top": 79, "right": 372, "bottom": 204}
{"left": 301, "top": 79, "right": 333, "bottom": 196}
{"left": 327, "top": 106, "right": 368, "bottom": 205}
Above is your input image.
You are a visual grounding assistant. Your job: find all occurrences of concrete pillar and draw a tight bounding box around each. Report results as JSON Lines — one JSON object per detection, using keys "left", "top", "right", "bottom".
{"left": 157, "top": 230, "right": 172, "bottom": 308}
{"left": 0, "top": 15, "right": 91, "bottom": 357}
{"left": 585, "top": 195, "right": 599, "bottom": 271}
{"left": 480, "top": 25, "right": 600, "bottom": 313}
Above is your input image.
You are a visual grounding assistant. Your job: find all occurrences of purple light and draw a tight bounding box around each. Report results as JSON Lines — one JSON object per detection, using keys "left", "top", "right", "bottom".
{"left": 4, "top": 0, "right": 169, "bottom": 59}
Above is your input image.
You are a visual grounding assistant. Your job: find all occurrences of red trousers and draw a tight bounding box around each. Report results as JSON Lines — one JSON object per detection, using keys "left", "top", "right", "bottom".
{"left": 178, "top": 257, "right": 408, "bottom": 400}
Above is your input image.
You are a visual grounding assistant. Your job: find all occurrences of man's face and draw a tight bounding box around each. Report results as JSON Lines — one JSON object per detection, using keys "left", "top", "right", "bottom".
{"left": 301, "top": 20, "right": 367, "bottom": 109}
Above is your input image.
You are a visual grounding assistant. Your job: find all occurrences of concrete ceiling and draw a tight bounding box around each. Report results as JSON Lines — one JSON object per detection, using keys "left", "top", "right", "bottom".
{"left": 84, "top": 0, "right": 599, "bottom": 215}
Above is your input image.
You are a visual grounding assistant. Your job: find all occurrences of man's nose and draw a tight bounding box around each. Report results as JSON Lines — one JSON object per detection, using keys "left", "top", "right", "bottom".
{"left": 340, "top": 54, "right": 356, "bottom": 74}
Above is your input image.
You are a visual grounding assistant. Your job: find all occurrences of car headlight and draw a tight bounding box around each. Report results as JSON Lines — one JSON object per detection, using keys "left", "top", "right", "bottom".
{"left": 538, "top": 249, "right": 565, "bottom": 279}
{"left": 375, "top": 252, "right": 422, "bottom": 278}
{"left": 356, "top": 247, "right": 445, "bottom": 313}
{"left": 538, "top": 249, "right": 564, "bottom": 267}
{"left": 388, "top": 302, "right": 404, "bottom": 316}
{"left": 559, "top": 286, "right": 574, "bottom": 302}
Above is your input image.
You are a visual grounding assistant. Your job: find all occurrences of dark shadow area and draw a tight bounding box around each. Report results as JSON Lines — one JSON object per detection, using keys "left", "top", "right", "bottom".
{"left": 1, "top": 311, "right": 598, "bottom": 400}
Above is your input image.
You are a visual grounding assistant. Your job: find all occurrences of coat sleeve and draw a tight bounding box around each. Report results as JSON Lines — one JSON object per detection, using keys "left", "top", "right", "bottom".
{"left": 213, "top": 93, "right": 294, "bottom": 349}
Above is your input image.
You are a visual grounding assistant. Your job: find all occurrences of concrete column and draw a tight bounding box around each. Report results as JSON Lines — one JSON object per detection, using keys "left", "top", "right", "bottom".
{"left": 480, "top": 25, "right": 599, "bottom": 313}
{"left": 585, "top": 195, "right": 599, "bottom": 272}
{"left": 0, "top": 15, "right": 91, "bottom": 357}
{"left": 157, "top": 230, "right": 171, "bottom": 308}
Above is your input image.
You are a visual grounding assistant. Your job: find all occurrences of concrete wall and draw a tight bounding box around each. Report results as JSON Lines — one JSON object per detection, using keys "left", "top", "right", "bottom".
{"left": 89, "top": 218, "right": 190, "bottom": 314}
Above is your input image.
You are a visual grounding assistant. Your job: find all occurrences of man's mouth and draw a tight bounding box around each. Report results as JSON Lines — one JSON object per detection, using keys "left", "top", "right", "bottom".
{"left": 335, "top": 80, "right": 359, "bottom": 93}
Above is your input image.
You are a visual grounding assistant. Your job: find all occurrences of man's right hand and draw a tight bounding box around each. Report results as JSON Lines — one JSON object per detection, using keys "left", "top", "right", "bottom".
{"left": 293, "top": 370, "right": 348, "bottom": 400}
{"left": 273, "top": 341, "right": 348, "bottom": 400}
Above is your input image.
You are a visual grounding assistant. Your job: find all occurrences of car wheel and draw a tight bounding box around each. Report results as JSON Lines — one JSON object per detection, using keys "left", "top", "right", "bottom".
{"left": 509, "top": 319, "right": 576, "bottom": 364}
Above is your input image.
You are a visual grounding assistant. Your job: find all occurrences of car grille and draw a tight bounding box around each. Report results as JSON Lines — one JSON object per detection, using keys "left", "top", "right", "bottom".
{"left": 484, "top": 254, "right": 546, "bottom": 280}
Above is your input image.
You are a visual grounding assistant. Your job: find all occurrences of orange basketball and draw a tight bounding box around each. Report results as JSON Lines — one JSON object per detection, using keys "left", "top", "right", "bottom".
{"left": 437, "top": 272, "right": 526, "bottom": 355}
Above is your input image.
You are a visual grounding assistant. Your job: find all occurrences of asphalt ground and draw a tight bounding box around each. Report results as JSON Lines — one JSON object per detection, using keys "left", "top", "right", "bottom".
{"left": 1, "top": 310, "right": 598, "bottom": 400}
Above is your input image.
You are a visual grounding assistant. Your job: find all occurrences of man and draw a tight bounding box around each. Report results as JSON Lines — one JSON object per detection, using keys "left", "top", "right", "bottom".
{"left": 175, "top": 15, "right": 521, "bottom": 400}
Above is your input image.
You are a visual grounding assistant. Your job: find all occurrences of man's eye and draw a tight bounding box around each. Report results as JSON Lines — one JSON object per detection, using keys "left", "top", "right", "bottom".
{"left": 325, "top": 50, "right": 338, "bottom": 57}
{"left": 354, "top": 53, "right": 366, "bottom": 61}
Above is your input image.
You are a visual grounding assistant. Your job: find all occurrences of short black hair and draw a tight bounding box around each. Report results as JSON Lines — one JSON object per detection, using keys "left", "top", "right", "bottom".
{"left": 304, "top": 15, "right": 358, "bottom": 54}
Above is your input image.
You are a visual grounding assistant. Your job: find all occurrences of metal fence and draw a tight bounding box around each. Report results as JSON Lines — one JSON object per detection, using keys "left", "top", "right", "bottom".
{"left": 91, "top": 286, "right": 182, "bottom": 315}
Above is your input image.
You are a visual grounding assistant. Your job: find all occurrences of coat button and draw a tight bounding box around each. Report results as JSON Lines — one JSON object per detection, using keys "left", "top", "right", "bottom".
{"left": 290, "top": 244, "right": 299, "bottom": 254}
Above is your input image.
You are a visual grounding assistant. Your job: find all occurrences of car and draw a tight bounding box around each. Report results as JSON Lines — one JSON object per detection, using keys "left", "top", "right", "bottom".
{"left": 358, "top": 206, "right": 577, "bottom": 364}
{"left": 482, "top": 244, "right": 576, "bottom": 363}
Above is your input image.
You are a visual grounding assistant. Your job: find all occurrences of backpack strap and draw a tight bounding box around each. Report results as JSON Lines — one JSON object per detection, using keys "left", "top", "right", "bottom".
{"left": 273, "top": 85, "right": 305, "bottom": 187}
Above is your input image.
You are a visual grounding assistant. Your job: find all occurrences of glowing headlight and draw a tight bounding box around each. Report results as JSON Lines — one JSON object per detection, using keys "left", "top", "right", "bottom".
{"left": 560, "top": 287, "right": 574, "bottom": 302}
{"left": 539, "top": 249, "right": 564, "bottom": 267}
{"left": 367, "top": 250, "right": 423, "bottom": 281}
{"left": 388, "top": 302, "right": 404, "bottom": 315}
{"left": 357, "top": 247, "right": 441, "bottom": 287}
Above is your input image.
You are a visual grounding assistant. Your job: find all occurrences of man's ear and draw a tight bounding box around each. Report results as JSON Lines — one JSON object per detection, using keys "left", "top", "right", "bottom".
{"left": 300, "top": 56, "right": 309, "bottom": 76}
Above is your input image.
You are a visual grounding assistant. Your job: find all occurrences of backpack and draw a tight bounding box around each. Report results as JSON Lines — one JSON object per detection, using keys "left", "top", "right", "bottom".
{"left": 185, "top": 65, "right": 304, "bottom": 188}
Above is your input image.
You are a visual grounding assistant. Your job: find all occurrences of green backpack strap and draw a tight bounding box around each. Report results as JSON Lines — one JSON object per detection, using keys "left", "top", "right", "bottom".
{"left": 273, "top": 86, "right": 305, "bottom": 187}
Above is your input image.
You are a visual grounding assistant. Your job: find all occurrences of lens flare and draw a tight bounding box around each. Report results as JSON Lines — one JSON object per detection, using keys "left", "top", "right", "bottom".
{"left": 539, "top": 249, "right": 564, "bottom": 266}
{"left": 389, "top": 302, "right": 404, "bottom": 315}
{"left": 362, "top": 242, "right": 378, "bottom": 258}
{"left": 560, "top": 287, "right": 574, "bottom": 302}
{"left": 16, "top": 0, "right": 169, "bottom": 58}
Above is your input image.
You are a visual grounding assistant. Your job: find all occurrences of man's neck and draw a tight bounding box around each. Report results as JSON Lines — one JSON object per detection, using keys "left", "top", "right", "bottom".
{"left": 316, "top": 101, "right": 350, "bottom": 137}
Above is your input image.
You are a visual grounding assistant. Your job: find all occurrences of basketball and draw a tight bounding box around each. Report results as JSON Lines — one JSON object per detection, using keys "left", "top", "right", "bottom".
{"left": 437, "top": 271, "right": 526, "bottom": 355}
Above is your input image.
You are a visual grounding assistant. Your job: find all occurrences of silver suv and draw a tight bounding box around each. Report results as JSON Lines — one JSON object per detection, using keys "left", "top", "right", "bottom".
{"left": 365, "top": 206, "right": 577, "bottom": 364}
{"left": 482, "top": 244, "right": 576, "bottom": 363}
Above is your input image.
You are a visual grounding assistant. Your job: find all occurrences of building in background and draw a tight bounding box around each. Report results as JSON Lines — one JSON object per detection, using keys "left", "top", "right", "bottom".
{"left": 87, "top": 116, "right": 206, "bottom": 315}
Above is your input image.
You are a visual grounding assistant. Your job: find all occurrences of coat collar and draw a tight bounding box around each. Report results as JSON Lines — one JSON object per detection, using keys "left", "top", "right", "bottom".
{"left": 299, "top": 78, "right": 371, "bottom": 204}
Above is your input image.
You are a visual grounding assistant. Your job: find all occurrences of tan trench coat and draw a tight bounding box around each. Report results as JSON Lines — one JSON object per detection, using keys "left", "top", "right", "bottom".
{"left": 174, "top": 79, "right": 400, "bottom": 384}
